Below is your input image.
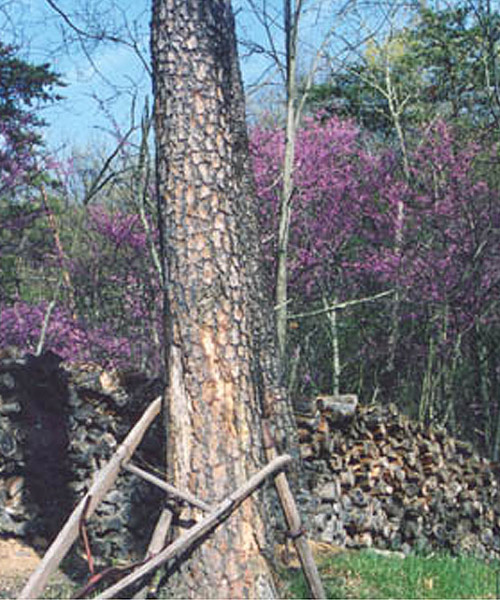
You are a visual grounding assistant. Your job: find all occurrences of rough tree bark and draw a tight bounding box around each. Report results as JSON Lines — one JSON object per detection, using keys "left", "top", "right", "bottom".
{"left": 151, "top": 1, "right": 298, "bottom": 597}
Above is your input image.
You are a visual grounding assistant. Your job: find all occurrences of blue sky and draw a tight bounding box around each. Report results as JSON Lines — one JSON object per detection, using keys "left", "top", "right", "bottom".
{"left": 2, "top": 0, "right": 396, "bottom": 154}
{"left": 3, "top": 0, "right": 286, "bottom": 153}
{"left": 5, "top": 1, "right": 152, "bottom": 152}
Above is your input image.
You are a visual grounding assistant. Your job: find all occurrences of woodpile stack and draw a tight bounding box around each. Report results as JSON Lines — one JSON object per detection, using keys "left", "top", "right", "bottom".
{"left": 3, "top": 349, "right": 500, "bottom": 564}
{"left": 298, "top": 396, "right": 500, "bottom": 558}
{"left": 0, "top": 350, "right": 69, "bottom": 541}
{"left": 0, "top": 350, "right": 164, "bottom": 566}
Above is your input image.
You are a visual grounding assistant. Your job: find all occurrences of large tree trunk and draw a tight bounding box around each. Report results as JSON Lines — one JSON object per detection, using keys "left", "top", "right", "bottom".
{"left": 151, "top": 1, "right": 297, "bottom": 597}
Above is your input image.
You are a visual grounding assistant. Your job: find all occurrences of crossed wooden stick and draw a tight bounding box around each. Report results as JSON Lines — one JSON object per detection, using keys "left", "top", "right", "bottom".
{"left": 18, "top": 396, "right": 325, "bottom": 599}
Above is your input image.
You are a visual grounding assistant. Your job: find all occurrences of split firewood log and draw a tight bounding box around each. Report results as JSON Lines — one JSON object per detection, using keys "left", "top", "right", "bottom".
{"left": 317, "top": 394, "right": 358, "bottom": 423}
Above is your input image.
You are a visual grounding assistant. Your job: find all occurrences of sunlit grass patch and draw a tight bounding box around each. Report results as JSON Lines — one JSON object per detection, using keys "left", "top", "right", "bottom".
{"left": 286, "top": 548, "right": 500, "bottom": 599}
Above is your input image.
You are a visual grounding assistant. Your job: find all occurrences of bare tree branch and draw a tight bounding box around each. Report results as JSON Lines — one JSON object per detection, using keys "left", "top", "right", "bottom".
{"left": 44, "top": 0, "right": 151, "bottom": 76}
{"left": 288, "top": 289, "right": 394, "bottom": 320}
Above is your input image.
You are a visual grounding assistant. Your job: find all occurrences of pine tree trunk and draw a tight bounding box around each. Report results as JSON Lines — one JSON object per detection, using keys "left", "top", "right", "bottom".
{"left": 152, "top": 1, "right": 296, "bottom": 597}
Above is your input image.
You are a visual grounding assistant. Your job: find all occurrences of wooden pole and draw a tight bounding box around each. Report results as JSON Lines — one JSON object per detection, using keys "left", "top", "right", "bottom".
{"left": 124, "top": 462, "right": 213, "bottom": 598}
{"left": 18, "top": 396, "right": 162, "bottom": 600}
{"left": 124, "top": 462, "right": 213, "bottom": 512}
{"left": 132, "top": 508, "right": 174, "bottom": 600}
{"left": 263, "top": 420, "right": 326, "bottom": 599}
{"left": 94, "top": 454, "right": 293, "bottom": 600}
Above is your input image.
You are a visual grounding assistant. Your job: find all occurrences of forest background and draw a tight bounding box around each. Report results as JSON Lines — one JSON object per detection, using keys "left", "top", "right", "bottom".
{"left": 1, "top": 0, "right": 500, "bottom": 460}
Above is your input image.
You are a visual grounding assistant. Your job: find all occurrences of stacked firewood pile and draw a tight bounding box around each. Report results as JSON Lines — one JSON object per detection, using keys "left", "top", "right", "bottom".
{"left": 298, "top": 396, "right": 500, "bottom": 558}
{"left": 0, "top": 350, "right": 164, "bottom": 566}
{"left": 3, "top": 348, "right": 500, "bottom": 564}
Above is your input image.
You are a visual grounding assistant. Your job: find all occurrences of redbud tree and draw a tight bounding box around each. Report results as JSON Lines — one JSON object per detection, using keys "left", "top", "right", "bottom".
{"left": 251, "top": 115, "right": 500, "bottom": 451}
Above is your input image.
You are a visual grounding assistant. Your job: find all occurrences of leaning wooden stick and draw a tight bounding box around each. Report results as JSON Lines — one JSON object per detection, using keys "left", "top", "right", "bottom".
{"left": 124, "top": 461, "right": 213, "bottom": 600}
{"left": 124, "top": 462, "right": 214, "bottom": 512}
{"left": 94, "top": 454, "right": 293, "bottom": 600}
{"left": 18, "top": 396, "right": 162, "bottom": 600}
{"left": 263, "top": 420, "right": 326, "bottom": 599}
{"left": 132, "top": 508, "right": 174, "bottom": 600}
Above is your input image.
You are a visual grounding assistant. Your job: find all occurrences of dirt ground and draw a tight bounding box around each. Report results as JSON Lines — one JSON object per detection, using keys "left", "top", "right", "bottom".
{"left": 0, "top": 538, "right": 75, "bottom": 599}
{"left": 0, "top": 537, "right": 340, "bottom": 598}
{"left": 0, "top": 538, "right": 40, "bottom": 598}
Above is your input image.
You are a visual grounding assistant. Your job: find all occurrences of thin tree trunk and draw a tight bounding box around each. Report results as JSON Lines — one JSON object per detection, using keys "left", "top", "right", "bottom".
{"left": 442, "top": 331, "right": 461, "bottom": 436}
{"left": 478, "top": 334, "right": 492, "bottom": 451}
{"left": 276, "top": 0, "right": 302, "bottom": 366}
{"left": 40, "top": 184, "right": 77, "bottom": 318}
{"left": 322, "top": 296, "right": 340, "bottom": 396}
{"left": 152, "top": 1, "right": 292, "bottom": 597}
{"left": 385, "top": 60, "right": 408, "bottom": 376}
{"left": 489, "top": 339, "right": 500, "bottom": 461}
{"left": 419, "top": 335, "right": 435, "bottom": 424}
{"left": 226, "top": 0, "right": 298, "bottom": 458}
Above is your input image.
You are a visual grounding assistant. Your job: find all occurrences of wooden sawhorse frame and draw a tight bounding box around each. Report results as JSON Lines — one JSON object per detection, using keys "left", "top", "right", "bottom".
{"left": 18, "top": 397, "right": 325, "bottom": 599}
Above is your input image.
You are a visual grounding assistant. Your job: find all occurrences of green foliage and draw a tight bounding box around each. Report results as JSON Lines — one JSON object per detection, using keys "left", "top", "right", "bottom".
{"left": 0, "top": 44, "right": 63, "bottom": 305}
{"left": 287, "top": 549, "right": 500, "bottom": 599}
{"left": 308, "top": 1, "right": 500, "bottom": 137}
{"left": 0, "top": 42, "right": 63, "bottom": 204}
{"left": 0, "top": 42, "right": 63, "bottom": 135}
{"left": 0, "top": 200, "right": 52, "bottom": 303}
{"left": 408, "top": 4, "right": 500, "bottom": 128}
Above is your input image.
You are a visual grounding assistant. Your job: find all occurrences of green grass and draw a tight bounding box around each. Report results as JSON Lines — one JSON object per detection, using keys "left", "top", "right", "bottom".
{"left": 286, "top": 549, "right": 500, "bottom": 599}
{"left": 5, "top": 548, "right": 499, "bottom": 599}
